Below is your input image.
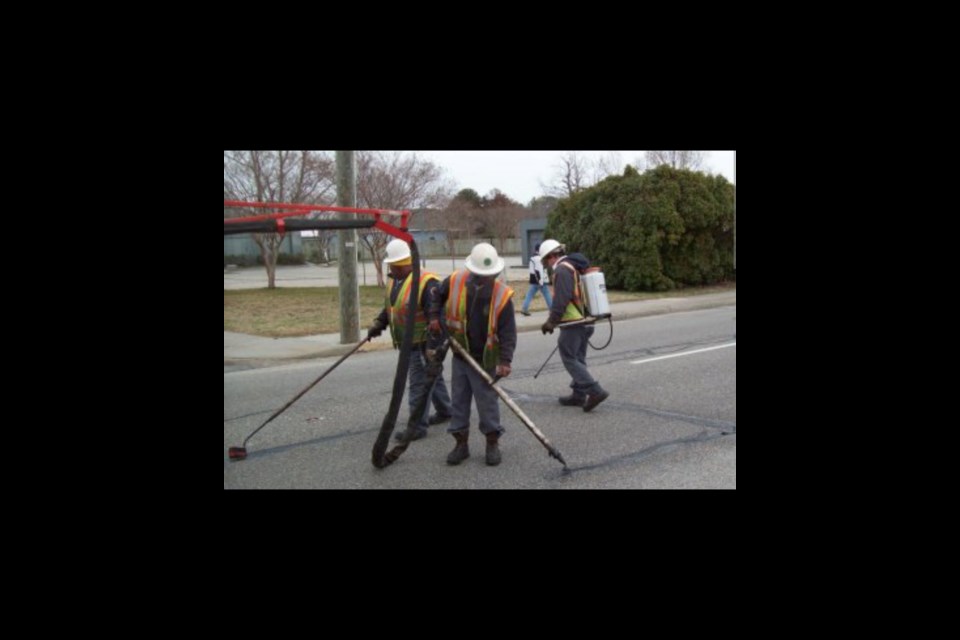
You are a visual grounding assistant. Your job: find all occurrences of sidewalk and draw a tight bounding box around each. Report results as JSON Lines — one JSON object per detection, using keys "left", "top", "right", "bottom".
{"left": 224, "top": 290, "right": 736, "bottom": 365}
{"left": 224, "top": 260, "right": 527, "bottom": 290}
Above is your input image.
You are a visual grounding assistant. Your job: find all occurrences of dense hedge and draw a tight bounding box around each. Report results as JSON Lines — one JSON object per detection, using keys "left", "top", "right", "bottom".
{"left": 544, "top": 165, "right": 734, "bottom": 291}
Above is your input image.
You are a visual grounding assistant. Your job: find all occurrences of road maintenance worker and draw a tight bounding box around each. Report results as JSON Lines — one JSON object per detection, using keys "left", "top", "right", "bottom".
{"left": 368, "top": 239, "right": 453, "bottom": 441}
{"left": 429, "top": 242, "right": 516, "bottom": 466}
{"left": 539, "top": 238, "right": 609, "bottom": 412}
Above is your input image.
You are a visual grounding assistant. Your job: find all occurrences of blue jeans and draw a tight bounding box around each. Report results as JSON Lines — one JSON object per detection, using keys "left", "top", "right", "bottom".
{"left": 522, "top": 283, "right": 553, "bottom": 313}
{"left": 408, "top": 344, "right": 453, "bottom": 433}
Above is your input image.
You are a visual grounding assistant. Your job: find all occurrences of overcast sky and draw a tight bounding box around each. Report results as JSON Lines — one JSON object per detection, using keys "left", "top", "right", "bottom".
{"left": 416, "top": 151, "right": 735, "bottom": 205}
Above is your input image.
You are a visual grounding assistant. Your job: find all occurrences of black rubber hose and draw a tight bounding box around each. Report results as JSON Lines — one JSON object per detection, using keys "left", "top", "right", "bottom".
{"left": 384, "top": 338, "right": 448, "bottom": 463}
{"left": 223, "top": 218, "right": 375, "bottom": 235}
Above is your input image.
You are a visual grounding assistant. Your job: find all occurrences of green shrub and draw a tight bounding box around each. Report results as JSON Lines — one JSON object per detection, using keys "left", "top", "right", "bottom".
{"left": 545, "top": 165, "right": 734, "bottom": 291}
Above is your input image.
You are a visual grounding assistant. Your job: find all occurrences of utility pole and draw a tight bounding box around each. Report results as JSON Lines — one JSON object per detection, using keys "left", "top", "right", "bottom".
{"left": 336, "top": 151, "right": 360, "bottom": 344}
{"left": 733, "top": 150, "right": 736, "bottom": 272}
{"left": 449, "top": 229, "right": 459, "bottom": 271}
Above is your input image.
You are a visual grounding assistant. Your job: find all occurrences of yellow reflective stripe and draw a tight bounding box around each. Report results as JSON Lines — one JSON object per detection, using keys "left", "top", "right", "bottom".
{"left": 389, "top": 273, "right": 439, "bottom": 346}
{"left": 398, "top": 275, "right": 414, "bottom": 310}
{"left": 485, "top": 282, "right": 515, "bottom": 348}
{"left": 390, "top": 275, "right": 414, "bottom": 326}
{"left": 394, "top": 274, "right": 440, "bottom": 320}
{"left": 558, "top": 262, "right": 585, "bottom": 317}
{"left": 396, "top": 273, "right": 439, "bottom": 323}
{"left": 445, "top": 271, "right": 469, "bottom": 347}
{"left": 385, "top": 275, "right": 412, "bottom": 326}
{"left": 417, "top": 273, "right": 439, "bottom": 305}
{"left": 494, "top": 282, "right": 514, "bottom": 318}
{"left": 447, "top": 271, "right": 466, "bottom": 325}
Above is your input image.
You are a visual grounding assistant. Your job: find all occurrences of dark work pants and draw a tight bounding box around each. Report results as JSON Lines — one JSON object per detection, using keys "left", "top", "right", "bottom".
{"left": 557, "top": 325, "right": 602, "bottom": 397}
{"left": 447, "top": 356, "right": 504, "bottom": 437}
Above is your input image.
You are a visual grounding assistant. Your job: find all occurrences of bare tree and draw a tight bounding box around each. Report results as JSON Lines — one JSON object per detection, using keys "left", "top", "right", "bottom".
{"left": 485, "top": 204, "right": 524, "bottom": 255}
{"left": 527, "top": 195, "right": 559, "bottom": 218}
{"left": 443, "top": 225, "right": 467, "bottom": 270}
{"left": 473, "top": 189, "right": 524, "bottom": 255}
{"left": 441, "top": 197, "right": 482, "bottom": 250}
{"left": 224, "top": 150, "right": 335, "bottom": 288}
{"left": 645, "top": 150, "right": 708, "bottom": 170}
{"left": 445, "top": 190, "right": 486, "bottom": 237}
{"left": 415, "top": 206, "right": 453, "bottom": 231}
{"left": 541, "top": 151, "right": 591, "bottom": 198}
{"left": 592, "top": 151, "right": 623, "bottom": 184}
{"left": 355, "top": 151, "right": 453, "bottom": 287}
{"left": 542, "top": 151, "right": 626, "bottom": 198}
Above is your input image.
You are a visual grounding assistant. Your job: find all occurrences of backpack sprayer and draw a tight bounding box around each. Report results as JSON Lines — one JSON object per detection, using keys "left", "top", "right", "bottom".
{"left": 534, "top": 266, "right": 614, "bottom": 378}
{"left": 581, "top": 267, "right": 610, "bottom": 317}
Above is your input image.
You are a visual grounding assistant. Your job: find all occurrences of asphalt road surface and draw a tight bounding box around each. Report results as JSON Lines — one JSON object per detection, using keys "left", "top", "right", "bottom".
{"left": 224, "top": 306, "right": 736, "bottom": 489}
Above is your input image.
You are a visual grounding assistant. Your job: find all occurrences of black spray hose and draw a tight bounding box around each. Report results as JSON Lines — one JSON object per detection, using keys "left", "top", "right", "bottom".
{"left": 533, "top": 315, "right": 612, "bottom": 379}
{"left": 371, "top": 238, "right": 420, "bottom": 468}
{"left": 587, "top": 316, "right": 614, "bottom": 350}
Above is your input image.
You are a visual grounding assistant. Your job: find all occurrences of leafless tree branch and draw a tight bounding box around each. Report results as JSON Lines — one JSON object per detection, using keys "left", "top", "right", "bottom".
{"left": 355, "top": 151, "right": 453, "bottom": 286}
{"left": 223, "top": 150, "right": 335, "bottom": 287}
{"left": 645, "top": 150, "right": 708, "bottom": 170}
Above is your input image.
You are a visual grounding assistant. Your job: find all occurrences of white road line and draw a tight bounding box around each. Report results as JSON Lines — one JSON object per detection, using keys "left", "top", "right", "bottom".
{"left": 630, "top": 342, "right": 736, "bottom": 365}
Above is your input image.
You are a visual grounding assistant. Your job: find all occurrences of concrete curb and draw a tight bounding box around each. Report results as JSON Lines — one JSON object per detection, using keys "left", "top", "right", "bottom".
{"left": 510, "top": 292, "right": 737, "bottom": 339}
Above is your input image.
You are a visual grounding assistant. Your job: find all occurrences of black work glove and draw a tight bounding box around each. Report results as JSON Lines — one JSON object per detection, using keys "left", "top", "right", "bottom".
{"left": 541, "top": 319, "right": 557, "bottom": 335}
{"left": 425, "top": 341, "right": 449, "bottom": 366}
{"left": 367, "top": 320, "right": 386, "bottom": 340}
{"left": 424, "top": 359, "right": 443, "bottom": 378}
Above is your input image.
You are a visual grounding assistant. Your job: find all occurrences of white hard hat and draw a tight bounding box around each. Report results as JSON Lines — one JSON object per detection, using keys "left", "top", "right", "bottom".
{"left": 539, "top": 239, "right": 564, "bottom": 259}
{"left": 464, "top": 242, "right": 505, "bottom": 276}
{"left": 384, "top": 238, "right": 412, "bottom": 264}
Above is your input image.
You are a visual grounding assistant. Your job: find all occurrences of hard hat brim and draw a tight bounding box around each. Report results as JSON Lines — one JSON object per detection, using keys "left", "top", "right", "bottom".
{"left": 464, "top": 256, "right": 505, "bottom": 276}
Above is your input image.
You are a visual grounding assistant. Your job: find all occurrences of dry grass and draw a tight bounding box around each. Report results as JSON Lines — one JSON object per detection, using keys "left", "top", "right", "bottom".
{"left": 224, "top": 286, "right": 387, "bottom": 337}
{"left": 224, "top": 281, "right": 736, "bottom": 337}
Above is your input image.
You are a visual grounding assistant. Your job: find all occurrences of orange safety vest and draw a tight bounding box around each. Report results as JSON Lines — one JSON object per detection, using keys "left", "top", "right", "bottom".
{"left": 444, "top": 270, "right": 514, "bottom": 371}
{"left": 387, "top": 271, "right": 440, "bottom": 347}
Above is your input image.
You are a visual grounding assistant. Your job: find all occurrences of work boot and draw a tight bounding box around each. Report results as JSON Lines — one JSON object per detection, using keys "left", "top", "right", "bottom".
{"left": 428, "top": 413, "right": 452, "bottom": 426}
{"left": 583, "top": 390, "right": 610, "bottom": 412}
{"left": 485, "top": 433, "right": 502, "bottom": 466}
{"left": 559, "top": 394, "right": 586, "bottom": 407}
{"left": 394, "top": 428, "right": 427, "bottom": 442}
{"left": 446, "top": 431, "right": 470, "bottom": 465}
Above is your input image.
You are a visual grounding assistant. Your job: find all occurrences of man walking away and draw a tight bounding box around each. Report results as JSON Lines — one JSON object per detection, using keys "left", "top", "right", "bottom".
{"left": 538, "top": 239, "right": 609, "bottom": 412}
